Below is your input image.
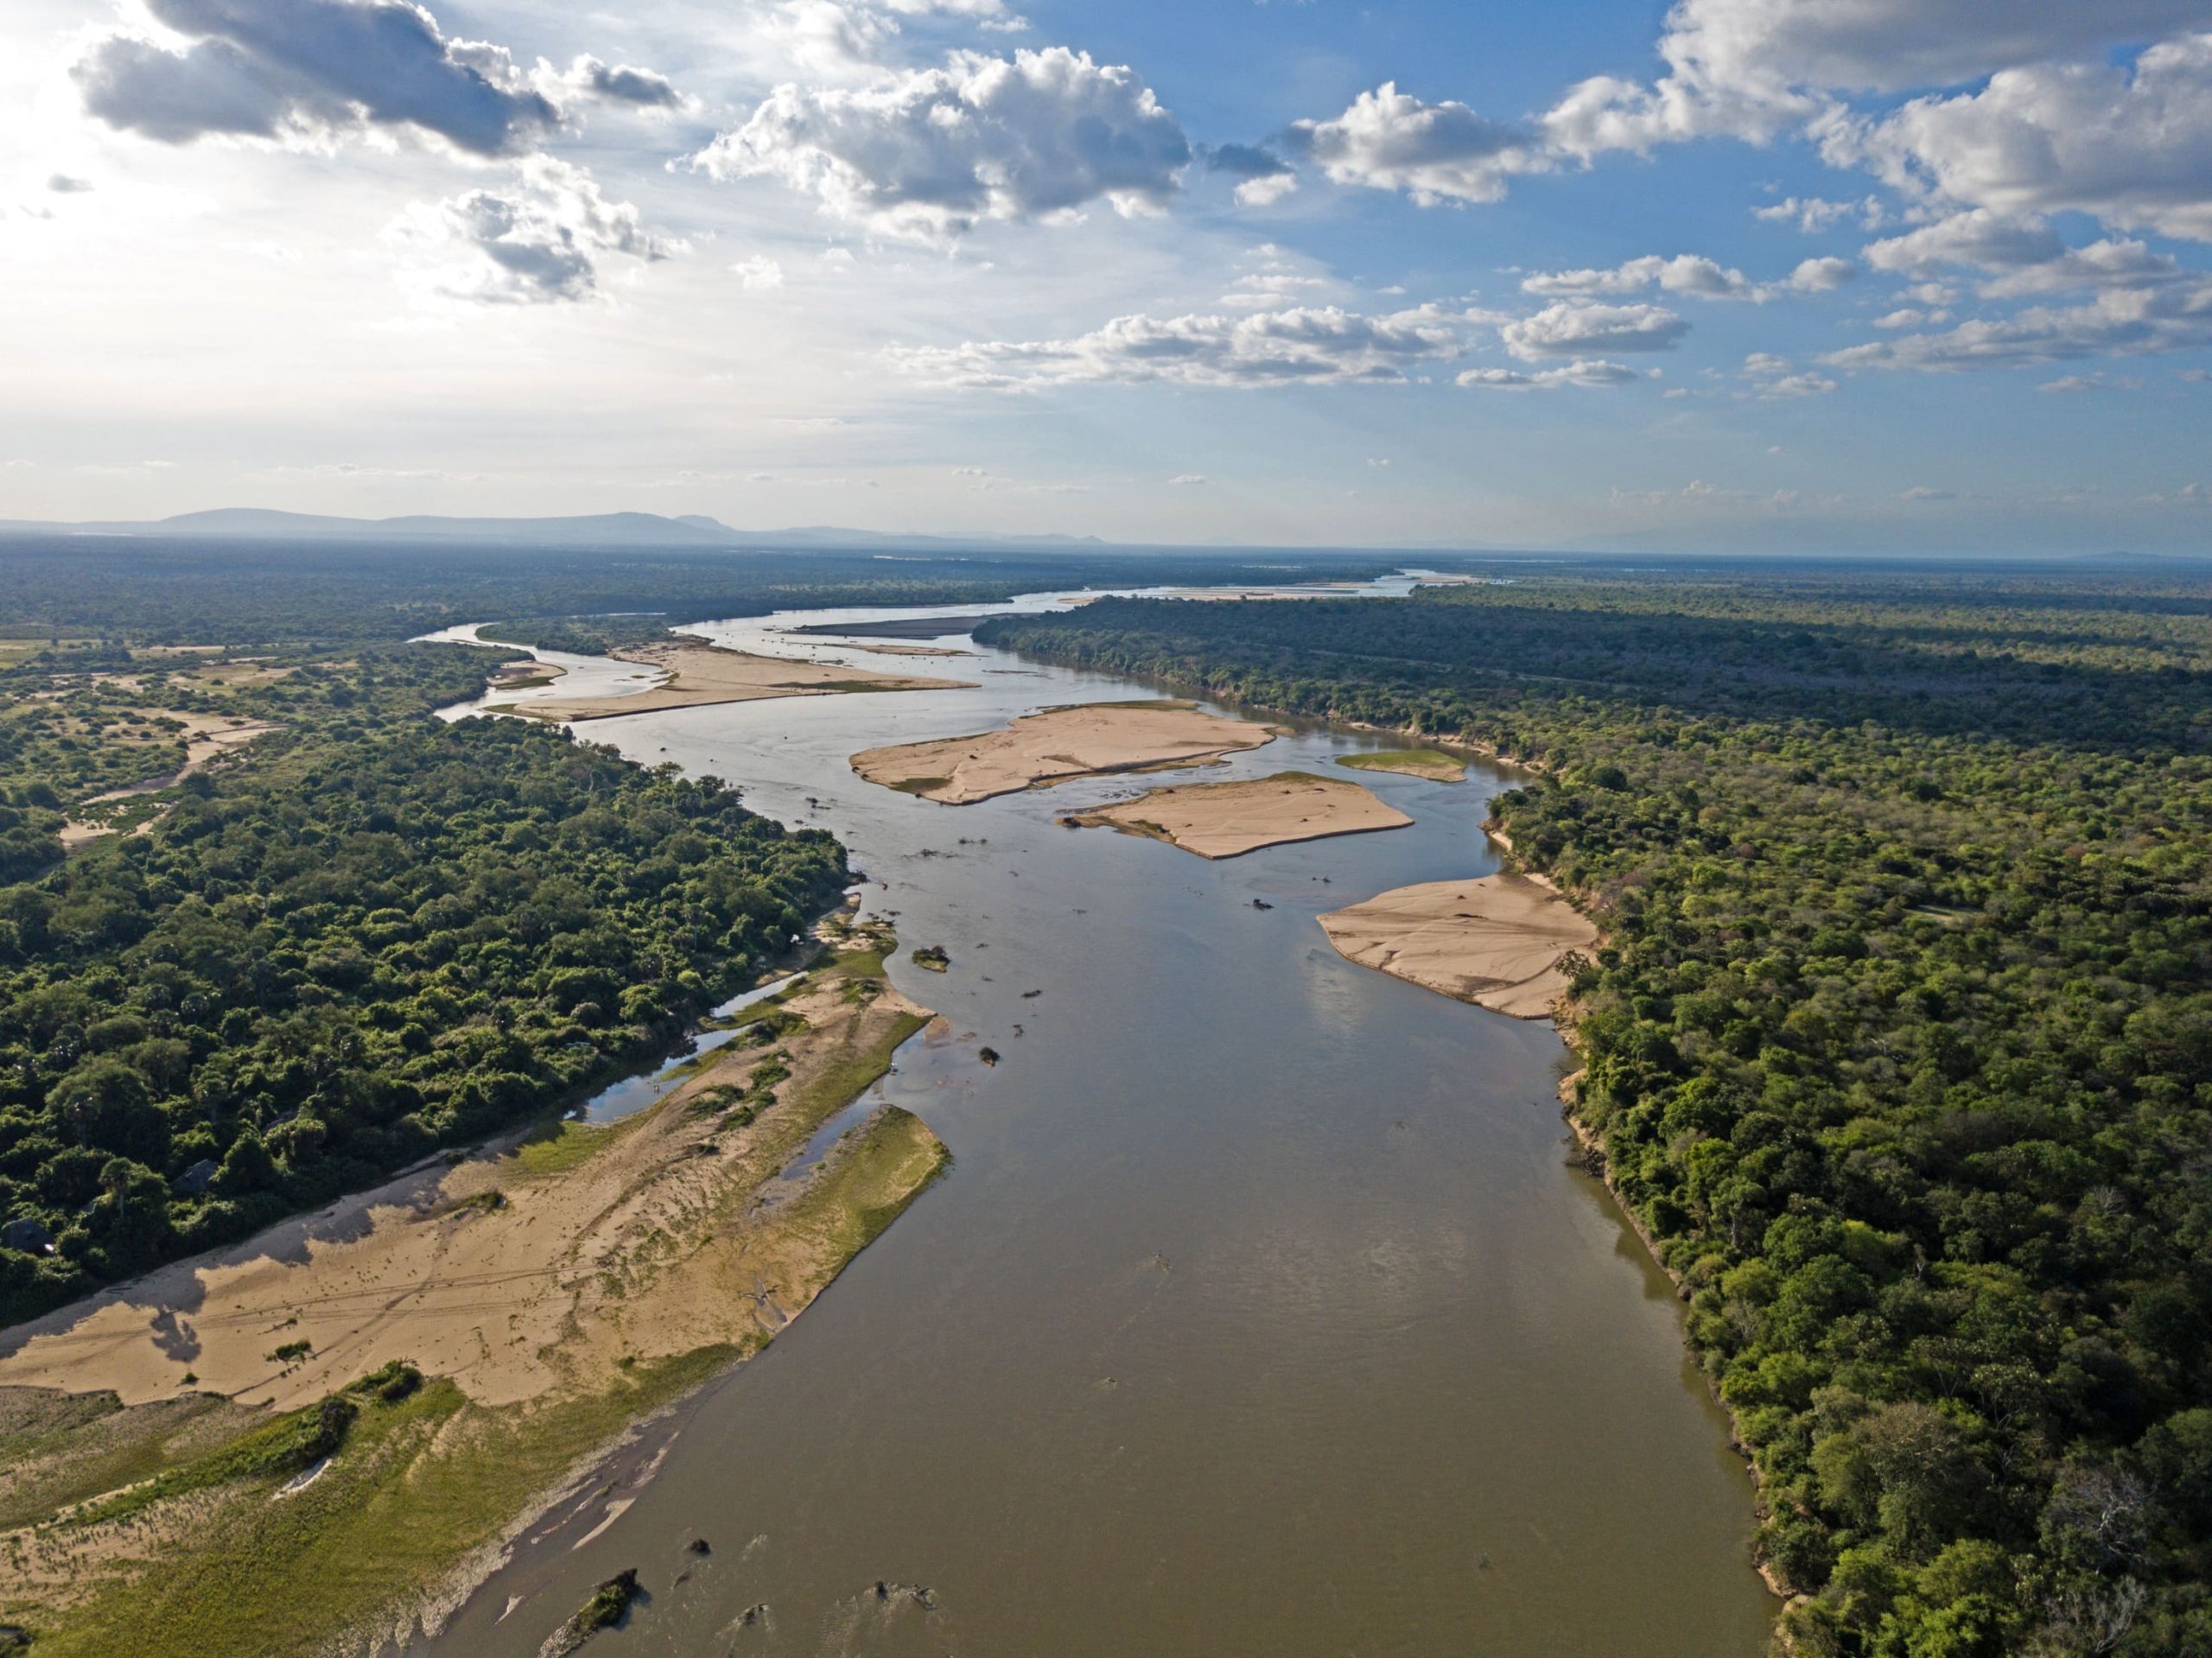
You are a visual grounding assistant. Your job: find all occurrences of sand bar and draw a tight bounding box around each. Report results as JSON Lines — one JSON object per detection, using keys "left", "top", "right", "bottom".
{"left": 1319, "top": 873, "right": 1599, "bottom": 1019}
{"left": 1073, "top": 771, "right": 1411, "bottom": 859}
{"left": 852, "top": 700, "right": 1275, "bottom": 804}
{"left": 518, "top": 641, "right": 973, "bottom": 722}
{"left": 0, "top": 970, "right": 941, "bottom": 1412}
{"left": 1337, "top": 749, "right": 1467, "bottom": 782}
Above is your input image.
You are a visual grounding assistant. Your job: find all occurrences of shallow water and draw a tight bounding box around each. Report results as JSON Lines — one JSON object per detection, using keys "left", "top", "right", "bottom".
{"left": 416, "top": 597, "right": 1775, "bottom": 1658}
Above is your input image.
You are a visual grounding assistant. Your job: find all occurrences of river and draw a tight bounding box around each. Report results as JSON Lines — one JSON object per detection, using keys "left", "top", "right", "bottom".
{"left": 415, "top": 591, "right": 1775, "bottom": 1658}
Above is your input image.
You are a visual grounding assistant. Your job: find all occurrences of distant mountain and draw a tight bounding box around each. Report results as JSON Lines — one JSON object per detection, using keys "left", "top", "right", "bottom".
{"left": 0, "top": 508, "right": 1116, "bottom": 552}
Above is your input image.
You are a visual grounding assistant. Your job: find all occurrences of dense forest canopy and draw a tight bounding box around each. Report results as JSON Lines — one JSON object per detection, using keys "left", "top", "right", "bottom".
{"left": 0, "top": 534, "right": 1399, "bottom": 647}
{"left": 0, "top": 641, "right": 847, "bottom": 1324}
{"left": 977, "top": 569, "right": 2212, "bottom": 1658}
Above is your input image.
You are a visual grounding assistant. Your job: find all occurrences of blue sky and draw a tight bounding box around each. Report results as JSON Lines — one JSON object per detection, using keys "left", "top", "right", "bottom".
{"left": 4, "top": 0, "right": 2211, "bottom": 551}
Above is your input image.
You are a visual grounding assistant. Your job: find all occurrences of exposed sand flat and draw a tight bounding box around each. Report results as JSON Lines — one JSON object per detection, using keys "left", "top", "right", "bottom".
{"left": 851, "top": 700, "right": 1276, "bottom": 804}
{"left": 844, "top": 641, "right": 975, "bottom": 657}
{"left": 1074, "top": 771, "right": 1411, "bottom": 859}
{"left": 0, "top": 972, "right": 941, "bottom": 1413}
{"left": 518, "top": 641, "right": 973, "bottom": 722}
{"left": 1319, "top": 873, "right": 1599, "bottom": 1020}
{"left": 65, "top": 712, "right": 284, "bottom": 845}
{"left": 1337, "top": 749, "right": 1467, "bottom": 782}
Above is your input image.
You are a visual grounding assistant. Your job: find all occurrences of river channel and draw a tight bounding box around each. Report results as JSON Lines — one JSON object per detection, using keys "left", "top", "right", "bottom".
{"left": 416, "top": 590, "right": 1775, "bottom": 1658}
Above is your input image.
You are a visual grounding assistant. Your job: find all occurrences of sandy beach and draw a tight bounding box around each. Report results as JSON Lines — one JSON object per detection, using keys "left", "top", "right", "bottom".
{"left": 1319, "top": 873, "right": 1599, "bottom": 1019}
{"left": 516, "top": 641, "right": 973, "bottom": 722}
{"left": 1072, "top": 771, "right": 1411, "bottom": 858}
{"left": 851, "top": 700, "right": 1275, "bottom": 804}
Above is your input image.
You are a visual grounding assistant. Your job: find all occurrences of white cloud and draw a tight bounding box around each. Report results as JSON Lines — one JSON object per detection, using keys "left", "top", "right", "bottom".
{"left": 386, "top": 156, "right": 675, "bottom": 305}
{"left": 1753, "top": 194, "right": 1885, "bottom": 232}
{"left": 2038, "top": 372, "right": 2145, "bottom": 393}
{"left": 1287, "top": 83, "right": 1551, "bottom": 206}
{"left": 1543, "top": 0, "right": 2212, "bottom": 159}
{"left": 1789, "top": 255, "right": 1856, "bottom": 290}
{"left": 1827, "top": 278, "right": 2212, "bottom": 370}
{"left": 562, "top": 56, "right": 684, "bottom": 110}
{"left": 1848, "top": 35, "right": 2212, "bottom": 243}
{"left": 731, "top": 255, "right": 786, "bottom": 289}
{"left": 885, "top": 304, "right": 1471, "bottom": 388}
{"left": 1458, "top": 359, "right": 1643, "bottom": 390}
{"left": 74, "top": 0, "right": 561, "bottom": 157}
{"left": 691, "top": 47, "right": 1190, "bottom": 240}
{"left": 1524, "top": 251, "right": 1853, "bottom": 301}
{"left": 1524, "top": 254, "right": 1758, "bottom": 300}
{"left": 1501, "top": 302, "right": 1689, "bottom": 359}
{"left": 1167, "top": 473, "right": 1207, "bottom": 484}
{"left": 1743, "top": 351, "right": 1838, "bottom": 397}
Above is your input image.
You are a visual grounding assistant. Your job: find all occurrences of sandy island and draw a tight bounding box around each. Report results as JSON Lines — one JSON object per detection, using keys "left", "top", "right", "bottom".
{"left": 516, "top": 640, "right": 973, "bottom": 722}
{"left": 851, "top": 700, "right": 1276, "bottom": 804}
{"left": 1319, "top": 873, "right": 1599, "bottom": 1019}
{"left": 1071, "top": 771, "right": 1411, "bottom": 859}
{"left": 1337, "top": 749, "right": 1467, "bottom": 782}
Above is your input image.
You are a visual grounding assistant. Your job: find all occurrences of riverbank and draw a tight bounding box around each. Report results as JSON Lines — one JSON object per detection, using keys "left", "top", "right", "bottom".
{"left": 0, "top": 921, "right": 949, "bottom": 1655}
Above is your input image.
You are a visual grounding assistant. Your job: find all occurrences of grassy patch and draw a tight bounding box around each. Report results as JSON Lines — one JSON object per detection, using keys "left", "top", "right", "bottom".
{"left": 511, "top": 1119, "right": 620, "bottom": 1178}
{"left": 788, "top": 1108, "right": 949, "bottom": 1255}
{"left": 1337, "top": 748, "right": 1466, "bottom": 780}
{"left": 887, "top": 775, "right": 951, "bottom": 797}
{"left": 19, "top": 1350, "right": 737, "bottom": 1658}
{"left": 795, "top": 1012, "right": 931, "bottom": 1123}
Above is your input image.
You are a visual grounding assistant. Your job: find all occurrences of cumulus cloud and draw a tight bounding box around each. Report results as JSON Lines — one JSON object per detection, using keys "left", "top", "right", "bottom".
{"left": 1457, "top": 359, "right": 1643, "bottom": 390}
{"left": 1847, "top": 35, "right": 2212, "bottom": 244}
{"left": 1524, "top": 254, "right": 1758, "bottom": 300}
{"left": 1826, "top": 277, "right": 2212, "bottom": 370}
{"left": 731, "top": 255, "right": 786, "bottom": 289}
{"left": 1501, "top": 301, "right": 1689, "bottom": 359}
{"left": 1753, "top": 194, "right": 1886, "bottom": 232}
{"left": 1287, "top": 83, "right": 1551, "bottom": 206}
{"left": 564, "top": 56, "right": 683, "bottom": 109}
{"left": 1743, "top": 351, "right": 1838, "bottom": 397}
{"left": 1521, "top": 251, "right": 1853, "bottom": 301}
{"left": 884, "top": 304, "right": 1471, "bottom": 388}
{"left": 1543, "top": 0, "right": 2211, "bottom": 158}
{"left": 691, "top": 47, "right": 1190, "bottom": 239}
{"left": 74, "top": 0, "right": 561, "bottom": 157}
{"left": 1205, "top": 142, "right": 1299, "bottom": 206}
{"left": 386, "top": 156, "right": 676, "bottom": 304}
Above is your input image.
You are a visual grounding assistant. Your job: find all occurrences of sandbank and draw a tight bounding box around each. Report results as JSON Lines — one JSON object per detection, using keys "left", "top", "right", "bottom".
{"left": 1071, "top": 770, "right": 1410, "bottom": 859}
{"left": 851, "top": 700, "right": 1275, "bottom": 804}
{"left": 1319, "top": 873, "right": 1599, "bottom": 1019}
{"left": 0, "top": 965, "right": 940, "bottom": 1413}
{"left": 516, "top": 641, "right": 973, "bottom": 722}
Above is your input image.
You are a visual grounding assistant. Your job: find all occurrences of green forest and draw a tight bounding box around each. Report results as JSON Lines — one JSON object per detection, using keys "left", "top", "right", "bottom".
{"left": 978, "top": 573, "right": 2212, "bottom": 1658}
{"left": 0, "top": 638, "right": 848, "bottom": 1324}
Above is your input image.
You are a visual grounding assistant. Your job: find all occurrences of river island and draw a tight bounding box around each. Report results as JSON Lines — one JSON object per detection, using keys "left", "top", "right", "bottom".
{"left": 1067, "top": 770, "right": 1410, "bottom": 858}
{"left": 849, "top": 700, "right": 1275, "bottom": 803}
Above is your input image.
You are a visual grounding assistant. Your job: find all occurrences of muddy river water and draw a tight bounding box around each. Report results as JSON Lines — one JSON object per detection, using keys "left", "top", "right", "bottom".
{"left": 416, "top": 592, "right": 1775, "bottom": 1658}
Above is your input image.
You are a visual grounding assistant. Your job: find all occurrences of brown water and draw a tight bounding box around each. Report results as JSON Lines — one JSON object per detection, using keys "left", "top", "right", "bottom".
{"left": 417, "top": 600, "right": 1775, "bottom": 1658}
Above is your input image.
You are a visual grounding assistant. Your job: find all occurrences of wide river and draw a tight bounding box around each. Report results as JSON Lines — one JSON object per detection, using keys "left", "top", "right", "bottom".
{"left": 416, "top": 590, "right": 1775, "bottom": 1658}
